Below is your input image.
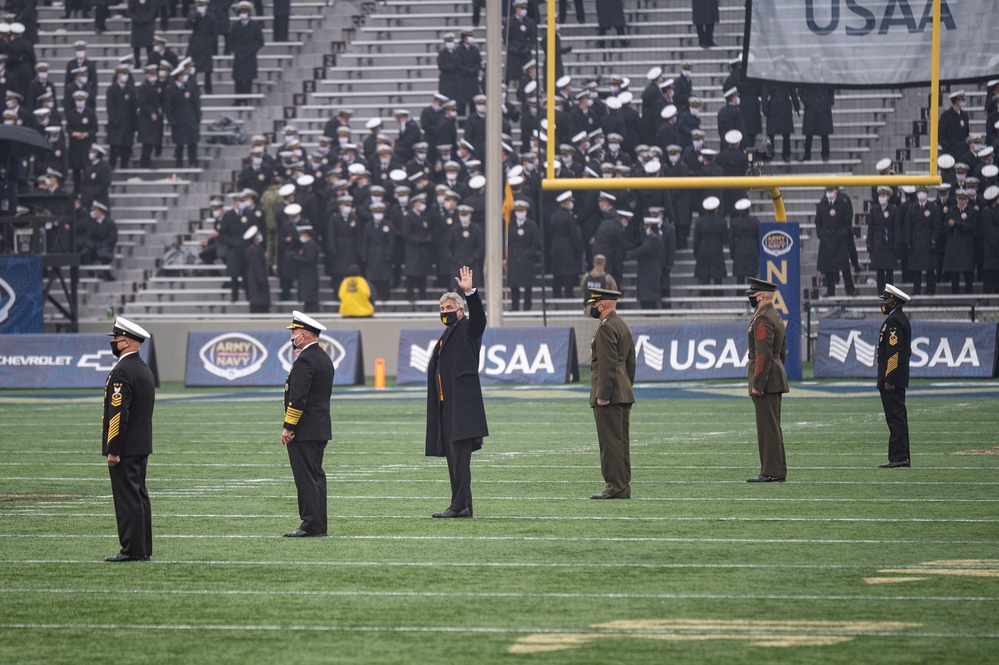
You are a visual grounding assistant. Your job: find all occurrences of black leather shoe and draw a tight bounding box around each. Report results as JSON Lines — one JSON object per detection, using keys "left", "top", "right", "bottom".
{"left": 432, "top": 508, "right": 471, "bottom": 518}
{"left": 104, "top": 553, "right": 148, "bottom": 562}
{"left": 879, "top": 460, "right": 910, "bottom": 468}
{"left": 746, "top": 474, "right": 786, "bottom": 483}
{"left": 590, "top": 492, "right": 629, "bottom": 499}
{"left": 283, "top": 529, "right": 327, "bottom": 537}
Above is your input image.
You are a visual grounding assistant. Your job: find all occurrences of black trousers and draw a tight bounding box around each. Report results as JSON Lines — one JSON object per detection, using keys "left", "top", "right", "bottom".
{"left": 824, "top": 269, "right": 856, "bottom": 295}
{"left": 880, "top": 388, "right": 909, "bottom": 463}
{"left": 694, "top": 22, "right": 715, "bottom": 47}
{"left": 949, "top": 271, "right": 974, "bottom": 294}
{"left": 287, "top": 439, "right": 328, "bottom": 535}
{"left": 109, "top": 146, "right": 132, "bottom": 170}
{"left": 769, "top": 133, "right": 792, "bottom": 159}
{"left": 910, "top": 270, "right": 936, "bottom": 295}
{"left": 552, "top": 274, "right": 575, "bottom": 298}
{"left": 444, "top": 438, "right": 475, "bottom": 514}
{"left": 108, "top": 455, "right": 152, "bottom": 559}
{"left": 875, "top": 269, "right": 893, "bottom": 295}
{"left": 803, "top": 134, "right": 830, "bottom": 160}
{"left": 139, "top": 143, "right": 157, "bottom": 168}
{"left": 234, "top": 79, "right": 253, "bottom": 104}
{"left": 94, "top": 4, "right": 109, "bottom": 30}
{"left": 273, "top": 13, "right": 289, "bottom": 42}
{"left": 406, "top": 275, "right": 426, "bottom": 300}
{"left": 510, "top": 286, "right": 532, "bottom": 311}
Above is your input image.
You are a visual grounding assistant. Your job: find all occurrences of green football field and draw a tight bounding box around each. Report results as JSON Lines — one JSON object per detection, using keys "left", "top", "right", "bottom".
{"left": 1, "top": 378, "right": 997, "bottom": 664}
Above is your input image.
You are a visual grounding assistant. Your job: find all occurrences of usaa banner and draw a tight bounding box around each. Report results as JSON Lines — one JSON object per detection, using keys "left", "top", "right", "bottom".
{"left": 815, "top": 319, "right": 998, "bottom": 378}
{"left": 759, "top": 222, "right": 802, "bottom": 381}
{"left": 745, "top": 0, "right": 999, "bottom": 86}
{"left": 632, "top": 323, "right": 749, "bottom": 382}
{"left": 0, "top": 334, "right": 158, "bottom": 388}
{"left": 396, "top": 327, "right": 579, "bottom": 386}
{"left": 0, "top": 255, "right": 43, "bottom": 334}
{"left": 184, "top": 329, "right": 363, "bottom": 386}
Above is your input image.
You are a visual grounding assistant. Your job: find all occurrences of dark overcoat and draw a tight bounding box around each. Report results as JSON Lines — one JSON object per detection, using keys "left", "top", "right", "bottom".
{"left": 164, "top": 79, "right": 201, "bottom": 145}
{"left": 814, "top": 193, "right": 854, "bottom": 273}
{"left": 294, "top": 238, "right": 321, "bottom": 304}
{"left": 693, "top": 212, "right": 728, "bottom": 280}
{"left": 867, "top": 203, "right": 897, "bottom": 270}
{"left": 729, "top": 212, "right": 760, "bottom": 277}
{"left": 596, "top": 0, "right": 626, "bottom": 28}
{"left": 904, "top": 200, "right": 940, "bottom": 271}
{"left": 691, "top": 0, "right": 719, "bottom": 24}
{"left": 136, "top": 79, "right": 163, "bottom": 145}
{"left": 244, "top": 242, "right": 271, "bottom": 309}
{"left": 402, "top": 210, "right": 435, "bottom": 277}
{"left": 550, "top": 208, "right": 584, "bottom": 277}
{"left": 628, "top": 231, "right": 663, "bottom": 303}
{"left": 425, "top": 289, "right": 489, "bottom": 456}
{"left": 763, "top": 84, "right": 799, "bottom": 136}
{"left": 941, "top": 204, "right": 978, "bottom": 273}
{"left": 128, "top": 0, "right": 156, "bottom": 49}
{"left": 507, "top": 218, "right": 541, "bottom": 288}
{"left": 230, "top": 19, "right": 264, "bottom": 82}
{"left": 185, "top": 11, "right": 218, "bottom": 74}
{"left": 106, "top": 82, "right": 137, "bottom": 148}
{"left": 437, "top": 47, "right": 462, "bottom": 104}
{"left": 800, "top": 86, "right": 835, "bottom": 136}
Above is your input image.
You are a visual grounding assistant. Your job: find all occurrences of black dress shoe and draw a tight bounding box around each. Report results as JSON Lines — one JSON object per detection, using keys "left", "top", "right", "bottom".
{"left": 432, "top": 508, "right": 471, "bottom": 518}
{"left": 590, "top": 491, "right": 629, "bottom": 499}
{"left": 283, "top": 529, "right": 327, "bottom": 537}
{"left": 746, "top": 474, "right": 786, "bottom": 483}
{"left": 104, "top": 553, "right": 148, "bottom": 562}
{"left": 879, "top": 460, "right": 910, "bottom": 468}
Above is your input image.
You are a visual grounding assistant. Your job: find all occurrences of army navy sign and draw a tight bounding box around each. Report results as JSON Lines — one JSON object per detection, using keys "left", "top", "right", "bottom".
{"left": 396, "top": 327, "right": 578, "bottom": 385}
{"left": 0, "top": 334, "right": 158, "bottom": 388}
{"left": 185, "top": 329, "right": 363, "bottom": 386}
{"left": 815, "top": 319, "right": 998, "bottom": 378}
{"left": 745, "top": 0, "right": 999, "bottom": 86}
{"left": 0, "top": 256, "right": 43, "bottom": 334}
{"left": 632, "top": 323, "right": 749, "bottom": 382}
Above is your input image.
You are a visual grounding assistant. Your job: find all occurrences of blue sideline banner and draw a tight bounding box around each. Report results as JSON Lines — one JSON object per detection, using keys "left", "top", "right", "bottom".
{"left": 185, "top": 329, "right": 364, "bottom": 386}
{"left": 0, "top": 255, "right": 43, "bottom": 334}
{"left": 396, "top": 326, "right": 579, "bottom": 386}
{"left": 632, "top": 323, "right": 749, "bottom": 382}
{"left": 0, "top": 334, "right": 157, "bottom": 388}
{"left": 759, "top": 222, "right": 802, "bottom": 381}
{"left": 815, "top": 319, "right": 998, "bottom": 378}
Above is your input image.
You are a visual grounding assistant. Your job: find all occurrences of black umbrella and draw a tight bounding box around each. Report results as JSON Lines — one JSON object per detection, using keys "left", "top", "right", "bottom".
{"left": 0, "top": 124, "right": 53, "bottom": 152}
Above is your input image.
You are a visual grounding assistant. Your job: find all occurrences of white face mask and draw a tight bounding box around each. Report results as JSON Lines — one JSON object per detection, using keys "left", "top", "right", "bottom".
{"left": 878, "top": 196, "right": 889, "bottom": 207}
{"left": 118, "top": 74, "right": 128, "bottom": 85}
{"left": 475, "top": 104, "right": 486, "bottom": 114}
{"left": 416, "top": 203, "right": 426, "bottom": 214}
{"left": 370, "top": 195, "right": 383, "bottom": 205}
{"left": 682, "top": 70, "right": 691, "bottom": 78}
{"left": 37, "top": 71, "right": 47, "bottom": 82}
{"left": 75, "top": 50, "right": 86, "bottom": 59}
{"left": 145, "top": 74, "right": 156, "bottom": 83}
{"left": 690, "top": 107, "right": 700, "bottom": 117}
{"left": 80, "top": 76, "right": 89, "bottom": 85}
{"left": 341, "top": 206, "right": 352, "bottom": 215}
{"left": 515, "top": 210, "right": 527, "bottom": 221}
{"left": 239, "top": 13, "right": 249, "bottom": 21}
{"left": 252, "top": 157, "right": 262, "bottom": 166}
{"left": 669, "top": 154, "right": 680, "bottom": 164}
{"left": 416, "top": 152, "right": 427, "bottom": 160}
{"left": 693, "top": 139, "right": 703, "bottom": 150}
{"left": 826, "top": 191, "right": 836, "bottom": 202}
{"left": 398, "top": 196, "right": 409, "bottom": 206}
{"left": 90, "top": 152, "right": 99, "bottom": 162}
{"left": 298, "top": 235, "right": 307, "bottom": 244}
{"left": 196, "top": 5, "right": 206, "bottom": 13}
{"left": 445, "top": 41, "right": 455, "bottom": 51}
{"left": 373, "top": 212, "right": 384, "bottom": 222}
{"left": 516, "top": 8, "right": 526, "bottom": 18}
{"left": 917, "top": 191, "right": 928, "bottom": 202}
{"left": 459, "top": 215, "right": 471, "bottom": 225}
{"left": 179, "top": 75, "right": 189, "bottom": 84}
{"left": 465, "top": 37, "right": 475, "bottom": 45}
{"left": 608, "top": 142, "right": 620, "bottom": 152}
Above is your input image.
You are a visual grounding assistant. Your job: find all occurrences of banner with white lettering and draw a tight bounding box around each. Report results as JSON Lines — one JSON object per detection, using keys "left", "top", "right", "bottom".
{"left": 815, "top": 319, "right": 998, "bottom": 378}
{"left": 0, "top": 255, "right": 43, "bottom": 334}
{"left": 632, "top": 323, "right": 749, "bottom": 382}
{"left": 745, "top": 0, "right": 999, "bottom": 87}
{"left": 759, "top": 223, "right": 802, "bottom": 381}
{"left": 184, "top": 329, "right": 363, "bottom": 386}
{"left": 396, "top": 327, "right": 579, "bottom": 386}
{"left": 0, "top": 334, "right": 158, "bottom": 388}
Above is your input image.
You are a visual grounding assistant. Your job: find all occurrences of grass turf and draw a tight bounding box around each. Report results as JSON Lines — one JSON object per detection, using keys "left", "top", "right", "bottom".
{"left": 0, "top": 380, "right": 997, "bottom": 664}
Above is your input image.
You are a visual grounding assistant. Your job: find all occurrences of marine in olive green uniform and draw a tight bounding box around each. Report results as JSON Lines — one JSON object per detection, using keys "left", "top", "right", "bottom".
{"left": 745, "top": 277, "right": 789, "bottom": 482}
{"left": 587, "top": 287, "right": 636, "bottom": 499}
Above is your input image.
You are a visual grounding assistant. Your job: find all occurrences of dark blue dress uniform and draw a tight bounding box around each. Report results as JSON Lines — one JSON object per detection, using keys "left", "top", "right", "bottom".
{"left": 102, "top": 318, "right": 156, "bottom": 561}
{"left": 164, "top": 75, "right": 201, "bottom": 166}
{"left": 425, "top": 289, "right": 489, "bottom": 517}
{"left": 230, "top": 11, "right": 264, "bottom": 100}
{"left": 283, "top": 314, "right": 334, "bottom": 536}
{"left": 877, "top": 286, "right": 912, "bottom": 467}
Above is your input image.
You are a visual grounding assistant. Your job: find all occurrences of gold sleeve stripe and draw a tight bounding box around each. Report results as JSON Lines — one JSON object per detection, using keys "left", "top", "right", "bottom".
{"left": 107, "top": 413, "right": 121, "bottom": 441}
{"left": 886, "top": 353, "right": 898, "bottom": 376}
{"left": 284, "top": 407, "right": 303, "bottom": 425}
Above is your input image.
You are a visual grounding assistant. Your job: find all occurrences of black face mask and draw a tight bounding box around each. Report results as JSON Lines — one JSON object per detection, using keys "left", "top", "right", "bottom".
{"left": 590, "top": 305, "right": 602, "bottom": 319}
{"left": 748, "top": 295, "right": 759, "bottom": 310}
{"left": 441, "top": 311, "right": 459, "bottom": 327}
{"left": 109, "top": 339, "right": 124, "bottom": 358}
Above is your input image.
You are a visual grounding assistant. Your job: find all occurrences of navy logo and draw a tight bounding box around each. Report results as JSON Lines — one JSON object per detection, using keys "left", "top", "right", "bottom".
{"left": 198, "top": 332, "right": 268, "bottom": 380}
{"left": 761, "top": 230, "right": 794, "bottom": 258}
{"left": 279, "top": 334, "right": 346, "bottom": 372}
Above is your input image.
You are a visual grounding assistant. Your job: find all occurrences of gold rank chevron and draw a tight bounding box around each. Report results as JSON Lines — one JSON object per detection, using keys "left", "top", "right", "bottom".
{"left": 284, "top": 407, "right": 303, "bottom": 425}
{"left": 107, "top": 413, "right": 120, "bottom": 441}
{"left": 886, "top": 353, "right": 898, "bottom": 375}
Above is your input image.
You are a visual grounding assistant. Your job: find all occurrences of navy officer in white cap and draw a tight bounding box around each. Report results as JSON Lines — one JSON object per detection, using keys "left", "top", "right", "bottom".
{"left": 877, "top": 284, "right": 912, "bottom": 468}
{"left": 102, "top": 316, "right": 156, "bottom": 561}
{"left": 281, "top": 311, "right": 334, "bottom": 536}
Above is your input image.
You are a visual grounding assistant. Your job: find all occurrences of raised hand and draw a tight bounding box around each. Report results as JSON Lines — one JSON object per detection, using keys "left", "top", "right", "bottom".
{"left": 455, "top": 265, "right": 473, "bottom": 293}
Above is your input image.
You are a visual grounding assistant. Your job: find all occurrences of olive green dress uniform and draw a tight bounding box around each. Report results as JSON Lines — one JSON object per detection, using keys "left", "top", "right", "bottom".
{"left": 589, "top": 291, "right": 636, "bottom": 498}
{"left": 747, "top": 280, "right": 789, "bottom": 480}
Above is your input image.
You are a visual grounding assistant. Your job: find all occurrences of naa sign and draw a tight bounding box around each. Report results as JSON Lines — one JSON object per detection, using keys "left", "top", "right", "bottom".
{"left": 815, "top": 319, "right": 998, "bottom": 378}
{"left": 396, "top": 327, "right": 578, "bottom": 386}
{"left": 631, "top": 323, "right": 749, "bottom": 382}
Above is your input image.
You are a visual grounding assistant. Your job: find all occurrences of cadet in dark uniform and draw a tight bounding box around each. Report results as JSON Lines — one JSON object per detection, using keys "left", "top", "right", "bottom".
{"left": 939, "top": 90, "right": 970, "bottom": 159}
{"left": 868, "top": 185, "right": 898, "bottom": 293}
{"left": 66, "top": 89, "right": 97, "bottom": 193}
{"left": 281, "top": 311, "right": 334, "bottom": 537}
{"left": 717, "top": 88, "right": 745, "bottom": 147}
{"left": 799, "top": 85, "right": 835, "bottom": 162}
{"left": 446, "top": 204, "right": 484, "bottom": 285}
{"left": 164, "top": 64, "right": 201, "bottom": 167}
{"left": 102, "top": 317, "right": 155, "bottom": 561}
{"left": 506, "top": 199, "right": 541, "bottom": 311}
{"left": 627, "top": 217, "right": 664, "bottom": 309}
{"left": 876, "top": 284, "right": 912, "bottom": 468}
{"left": 729, "top": 198, "right": 760, "bottom": 293}
{"left": 815, "top": 186, "right": 857, "bottom": 296}
{"left": 128, "top": 0, "right": 157, "bottom": 66}
{"left": 244, "top": 225, "right": 270, "bottom": 313}
{"left": 587, "top": 287, "right": 635, "bottom": 499}
{"left": 904, "top": 184, "right": 940, "bottom": 295}
{"left": 106, "top": 65, "right": 138, "bottom": 169}
{"left": 745, "top": 278, "right": 788, "bottom": 482}
{"left": 506, "top": 0, "right": 536, "bottom": 84}
{"left": 230, "top": 1, "right": 264, "bottom": 104}
{"left": 136, "top": 64, "right": 163, "bottom": 168}
{"left": 186, "top": 0, "right": 218, "bottom": 94}
{"left": 81, "top": 144, "right": 112, "bottom": 211}
{"left": 426, "top": 266, "right": 488, "bottom": 518}
{"left": 293, "top": 226, "right": 321, "bottom": 311}
{"left": 942, "top": 189, "right": 978, "bottom": 293}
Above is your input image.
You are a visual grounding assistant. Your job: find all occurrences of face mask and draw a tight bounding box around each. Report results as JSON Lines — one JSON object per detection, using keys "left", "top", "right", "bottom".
{"left": 609, "top": 85, "right": 620, "bottom": 95}
{"left": 880, "top": 302, "right": 893, "bottom": 315}
{"left": 118, "top": 74, "right": 128, "bottom": 85}
{"left": 516, "top": 8, "right": 526, "bottom": 18}
{"left": 146, "top": 74, "right": 156, "bottom": 83}
{"left": 76, "top": 50, "right": 86, "bottom": 59}
{"left": 682, "top": 70, "right": 691, "bottom": 79}
{"left": 416, "top": 152, "right": 427, "bottom": 160}
{"left": 252, "top": 157, "right": 262, "bottom": 166}
{"left": 197, "top": 5, "right": 206, "bottom": 13}
{"left": 80, "top": 76, "right": 88, "bottom": 85}
{"left": 291, "top": 332, "right": 306, "bottom": 349}
{"left": 515, "top": 210, "right": 527, "bottom": 221}
{"left": 566, "top": 202, "right": 574, "bottom": 210}
{"left": 179, "top": 75, "right": 189, "bottom": 84}
{"left": 90, "top": 152, "right": 99, "bottom": 162}
{"left": 75, "top": 101, "right": 85, "bottom": 111}
{"left": 608, "top": 142, "right": 620, "bottom": 152}
{"left": 239, "top": 13, "right": 249, "bottom": 21}
{"left": 693, "top": 140, "right": 703, "bottom": 150}
{"left": 733, "top": 97, "right": 741, "bottom": 106}
{"left": 373, "top": 212, "right": 384, "bottom": 222}
{"left": 826, "top": 191, "right": 836, "bottom": 202}
{"left": 38, "top": 72, "right": 47, "bottom": 82}
{"left": 397, "top": 196, "right": 409, "bottom": 206}
{"left": 341, "top": 206, "right": 352, "bottom": 215}
{"left": 475, "top": 104, "right": 486, "bottom": 114}
{"left": 436, "top": 195, "right": 445, "bottom": 205}
{"left": 917, "top": 191, "right": 928, "bottom": 202}
{"left": 441, "top": 310, "right": 459, "bottom": 326}
{"left": 109, "top": 339, "right": 125, "bottom": 358}
{"left": 445, "top": 42, "right": 455, "bottom": 51}
{"left": 446, "top": 111, "right": 456, "bottom": 120}
{"left": 589, "top": 306, "right": 601, "bottom": 319}
{"left": 878, "top": 196, "right": 888, "bottom": 206}
{"left": 459, "top": 215, "right": 471, "bottom": 225}
{"left": 748, "top": 295, "right": 759, "bottom": 309}
{"left": 690, "top": 108, "right": 700, "bottom": 117}
{"left": 298, "top": 235, "right": 307, "bottom": 244}
{"left": 956, "top": 174, "right": 966, "bottom": 183}
{"left": 669, "top": 154, "right": 680, "bottom": 165}
{"left": 971, "top": 143, "right": 981, "bottom": 153}
{"left": 3, "top": 100, "right": 12, "bottom": 109}
{"left": 416, "top": 203, "right": 426, "bottom": 214}
{"left": 370, "top": 195, "right": 383, "bottom": 205}
{"left": 466, "top": 37, "right": 475, "bottom": 45}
